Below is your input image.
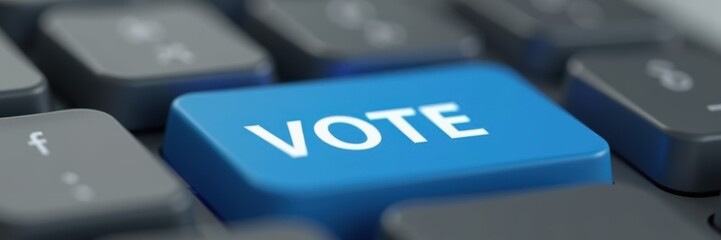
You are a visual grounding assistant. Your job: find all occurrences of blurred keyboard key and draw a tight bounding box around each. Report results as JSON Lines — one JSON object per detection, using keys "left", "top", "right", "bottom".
{"left": 0, "top": 0, "right": 93, "bottom": 47}
{"left": 34, "top": 1, "right": 273, "bottom": 130}
{"left": 629, "top": 0, "right": 721, "bottom": 55}
{"left": 244, "top": 0, "right": 481, "bottom": 79}
{"left": 0, "top": 31, "right": 49, "bottom": 117}
{"left": 455, "top": 0, "right": 674, "bottom": 76}
{"left": 0, "top": 109, "right": 191, "bottom": 240}
{"left": 566, "top": 48, "right": 721, "bottom": 193}
{"left": 395, "top": 0, "right": 474, "bottom": 29}
{"left": 103, "top": 219, "right": 335, "bottom": 240}
{"left": 164, "top": 62, "right": 611, "bottom": 239}
{"left": 383, "top": 185, "right": 717, "bottom": 240}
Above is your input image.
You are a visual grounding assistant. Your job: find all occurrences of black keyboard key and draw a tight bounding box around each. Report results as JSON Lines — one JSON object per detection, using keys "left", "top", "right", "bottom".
{"left": 103, "top": 219, "right": 335, "bottom": 240}
{"left": 455, "top": 0, "right": 674, "bottom": 76}
{"left": 383, "top": 185, "right": 718, "bottom": 240}
{"left": 244, "top": 0, "right": 481, "bottom": 79}
{"left": 565, "top": 48, "right": 721, "bottom": 193}
{"left": 0, "top": 31, "right": 50, "bottom": 117}
{"left": 34, "top": 1, "right": 273, "bottom": 130}
{"left": 0, "top": 109, "right": 191, "bottom": 239}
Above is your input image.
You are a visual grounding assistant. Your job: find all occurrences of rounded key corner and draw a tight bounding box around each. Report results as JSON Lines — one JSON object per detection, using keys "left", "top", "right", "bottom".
{"left": 566, "top": 56, "right": 588, "bottom": 73}
{"left": 659, "top": 126, "right": 721, "bottom": 143}
{"left": 589, "top": 141, "right": 611, "bottom": 160}
{"left": 170, "top": 91, "right": 217, "bottom": 110}
{"left": 571, "top": 130, "right": 611, "bottom": 159}
{"left": 55, "top": 109, "right": 127, "bottom": 127}
{"left": 153, "top": 185, "right": 194, "bottom": 214}
{"left": 379, "top": 207, "right": 407, "bottom": 231}
{"left": 2, "top": 76, "right": 50, "bottom": 98}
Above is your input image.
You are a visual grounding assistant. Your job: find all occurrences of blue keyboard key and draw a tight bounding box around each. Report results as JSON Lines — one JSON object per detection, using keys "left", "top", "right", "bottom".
{"left": 163, "top": 62, "right": 611, "bottom": 240}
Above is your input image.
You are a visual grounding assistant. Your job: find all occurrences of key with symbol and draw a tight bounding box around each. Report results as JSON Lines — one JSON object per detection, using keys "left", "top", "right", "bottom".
{"left": 0, "top": 109, "right": 192, "bottom": 239}
{"left": 565, "top": 47, "right": 721, "bottom": 193}
{"left": 244, "top": 0, "right": 481, "bottom": 79}
{"left": 0, "top": 30, "right": 50, "bottom": 117}
{"left": 455, "top": 0, "right": 674, "bottom": 76}
{"left": 164, "top": 62, "right": 611, "bottom": 239}
{"left": 34, "top": 1, "right": 273, "bottom": 130}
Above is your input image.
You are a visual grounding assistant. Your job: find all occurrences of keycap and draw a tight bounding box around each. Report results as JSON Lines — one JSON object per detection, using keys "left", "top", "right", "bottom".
{"left": 455, "top": 0, "right": 674, "bottom": 76}
{"left": 34, "top": 1, "right": 273, "bottom": 130}
{"left": 103, "top": 219, "right": 335, "bottom": 240}
{"left": 383, "top": 185, "right": 718, "bottom": 240}
{"left": 0, "top": 109, "right": 191, "bottom": 239}
{"left": 0, "top": 0, "right": 92, "bottom": 47}
{"left": 163, "top": 62, "right": 611, "bottom": 240}
{"left": 0, "top": 30, "right": 50, "bottom": 117}
{"left": 629, "top": 0, "right": 721, "bottom": 55}
{"left": 565, "top": 48, "right": 721, "bottom": 193}
{"left": 244, "top": 0, "right": 481, "bottom": 79}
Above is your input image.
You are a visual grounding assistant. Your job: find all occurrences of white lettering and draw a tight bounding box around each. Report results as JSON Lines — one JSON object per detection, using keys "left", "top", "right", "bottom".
{"left": 366, "top": 108, "right": 427, "bottom": 143}
{"left": 245, "top": 121, "right": 308, "bottom": 158}
{"left": 419, "top": 102, "right": 489, "bottom": 139}
{"left": 314, "top": 116, "right": 382, "bottom": 151}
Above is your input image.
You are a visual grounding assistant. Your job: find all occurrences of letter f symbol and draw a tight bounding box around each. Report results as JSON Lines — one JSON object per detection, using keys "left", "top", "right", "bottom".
{"left": 28, "top": 131, "right": 49, "bottom": 156}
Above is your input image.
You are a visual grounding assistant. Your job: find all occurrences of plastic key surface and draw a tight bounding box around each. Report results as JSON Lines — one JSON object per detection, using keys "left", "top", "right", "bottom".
{"left": 383, "top": 185, "right": 718, "bottom": 240}
{"left": 566, "top": 48, "right": 721, "bottom": 193}
{"left": 455, "top": 0, "right": 674, "bottom": 76}
{"left": 0, "top": 31, "right": 49, "bottom": 117}
{"left": 164, "top": 62, "right": 611, "bottom": 240}
{"left": 34, "top": 0, "right": 273, "bottom": 130}
{"left": 0, "top": 110, "right": 191, "bottom": 240}
{"left": 103, "top": 219, "right": 335, "bottom": 240}
{"left": 0, "top": 0, "right": 93, "bottom": 46}
{"left": 244, "top": 0, "right": 481, "bottom": 79}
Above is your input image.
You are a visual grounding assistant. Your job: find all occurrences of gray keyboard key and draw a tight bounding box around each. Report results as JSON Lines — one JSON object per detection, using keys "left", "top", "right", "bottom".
{"left": 0, "top": 109, "right": 191, "bottom": 240}
{"left": 103, "top": 219, "right": 335, "bottom": 240}
{"left": 629, "top": 0, "right": 721, "bottom": 55}
{"left": 565, "top": 48, "right": 721, "bottom": 193}
{"left": 245, "top": 0, "right": 481, "bottom": 79}
{"left": 0, "top": 0, "right": 96, "bottom": 47}
{"left": 455, "top": 0, "right": 674, "bottom": 76}
{"left": 383, "top": 185, "right": 717, "bottom": 240}
{"left": 0, "top": 30, "right": 49, "bottom": 117}
{"left": 34, "top": 1, "right": 273, "bottom": 130}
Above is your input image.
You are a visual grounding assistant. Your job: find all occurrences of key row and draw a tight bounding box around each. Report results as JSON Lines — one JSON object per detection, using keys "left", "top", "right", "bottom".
{"left": 0, "top": 0, "right": 703, "bottom": 129}
{"left": 3, "top": 60, "right": 719, "bottom": 239}
{"left": 1, "top": 0, "right": 716, "bottom": 193}
{"left": 7, "top": 0, "right": 681, "bottom": 75}
{"left": 2, "top": 0, "right": 481, "bottom": 129}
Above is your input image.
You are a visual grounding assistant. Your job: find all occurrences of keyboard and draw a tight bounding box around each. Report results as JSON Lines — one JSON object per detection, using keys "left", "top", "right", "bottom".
{"left": 1, "top": 0, "right": 720, "bottom": 239}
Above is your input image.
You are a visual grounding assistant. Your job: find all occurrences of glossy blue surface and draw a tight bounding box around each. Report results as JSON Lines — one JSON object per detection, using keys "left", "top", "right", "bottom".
{"left": 163, "top": 62, "right": 611, "bottom": 239}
